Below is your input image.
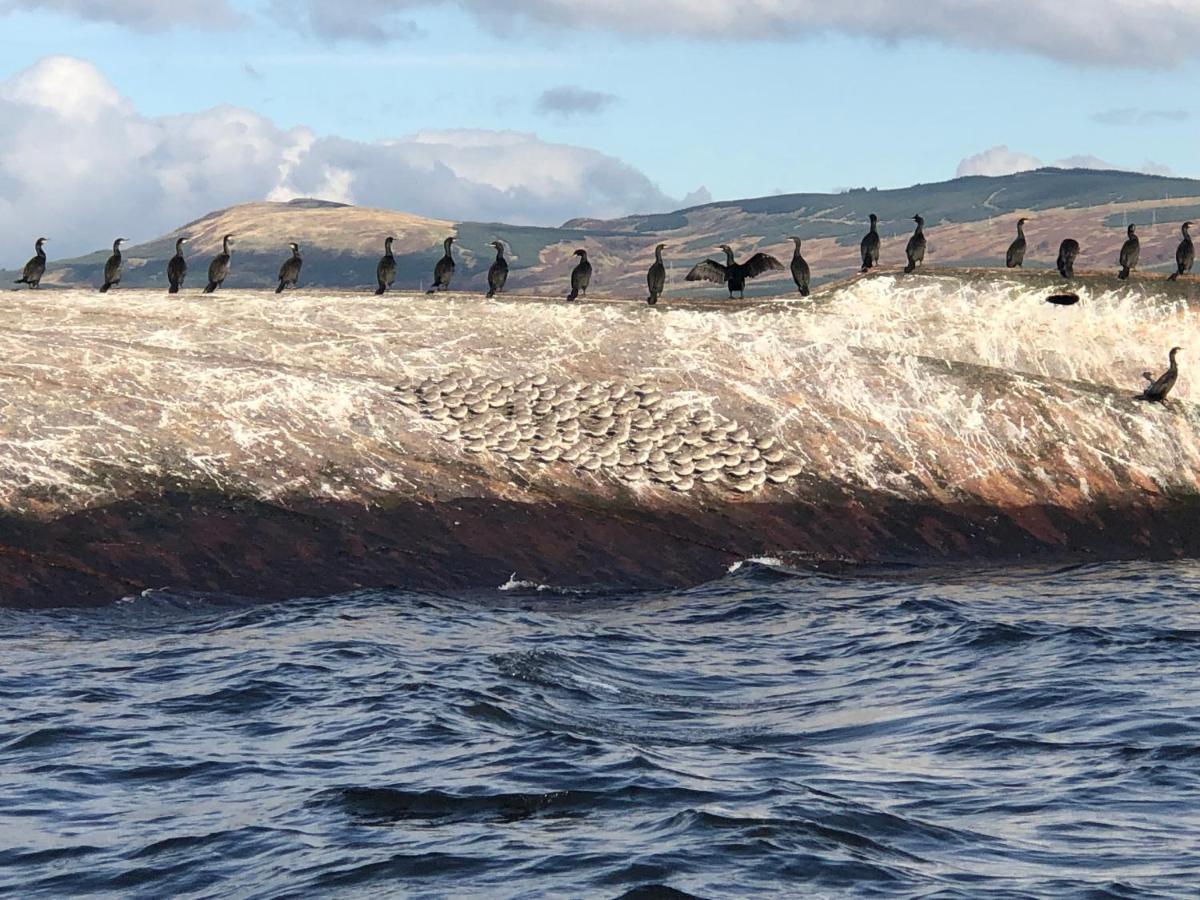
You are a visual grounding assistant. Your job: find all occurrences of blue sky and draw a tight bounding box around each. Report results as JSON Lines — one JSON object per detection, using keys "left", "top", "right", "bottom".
{"left": 1, "top": 0, "right": 1199, "bottom": 260}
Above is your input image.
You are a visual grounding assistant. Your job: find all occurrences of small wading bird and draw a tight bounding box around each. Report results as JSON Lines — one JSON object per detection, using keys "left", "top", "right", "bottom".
{"left": 1170, "top": 222, "right": 1194, "bottom": 281}
{"left": 567, "top": 249, "right": 591, "bottom": 302}
{"left": 277, "top": 242, "right": 302, "bottom": 293}
{"left": 15, "top": 238, "right": 48, "bottom": 289}
{"left": 376, "top": 236, "right": 397, "bottom": 295}
{"left": 487, "top": 241, "right": 508, "bottom": 299}
{"left": 427, "top": 237, "right": 456, "bottom": 294}
{"left": 686, "top": 244, "right": 783, "bottom": 299}
{"left": 646, "top": 243, "right": 666, "bottom": 306}
{"left": 1007, "top": 218, "right": 1030, "bottom": 269}
{"left": 1141, "top": 347, "right": 1183, "bottom": 403}
{"left": 99, "top": 238, "right": 126, "bottom": 293}
{"left": 1118, "top": 224, "right": 1140, "bottom": 280}
{"left": 789, "top": 237, "right": 810, "bottom": 297}
{"left": 205, "top": 234, "right": 234, "bottom": 293}
{"left": 167, "top": 238, "right": 188, "bottom": 293}
{"left": 1057, "top": 238, "right": 1080, "bottom": 279}
{"left": 860, "top": 214, "right": 880, "bottom": 273}
{"left": 904, "top": 215, "right": 926, "bottom": 274}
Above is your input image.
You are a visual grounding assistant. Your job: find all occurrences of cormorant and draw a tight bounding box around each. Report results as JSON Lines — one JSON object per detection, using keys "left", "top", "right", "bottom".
{"left": 646, "top": 243, "right": 666, "bottom": 305}
{"left": 1118, "top": 224, "right": 1140, "bottom": 280}
{"left": 789, "top": 237, "right": 810, "bottom": 297}
{"left": 427, "top": 237, "right": 456, "bottom": 294}
{"left": 860, "top": 214, "right": 880, "bottom": 273}
{"left": 904, "top": 215, "right": 926, "bottom": 274}
{"left": 1170, "top": 222, "right": 1194, "bottom": 282}
{"left": 1057, "top": 239, "right": 1080, "bottom": 279}
{"left": 99, "top": 238, "right": 126, "bottom": 293}
{"left": 1046, "top": 293, "right": 1080, "bottom": 306}
{"left": 686, "top": 245, "right": 784, "bottom": 299}
{"left": 15, "top": 238, "right": 48, "bottom": 289}
{"left": 276, "top": 243, "right": 302, "bottom": 293}
{"left": 1141, "top": 347, "right": 1182, "bottom": 402}
{"left": 486, "top": 241, "right": 508, "bottom": 299}
{"left": 376, "top": 236, "right": 397, "bottom": 295}
{"left": 567, "top": 249, "right": 591, "bottom": 302}
{"left": 204, "top": 234, "right": 234, "bottom": 294}
{"left": 167, "top": 238, "right": 188, "bottom": 294}
{"left": 1006, "top": 218, "right": 1029, "bottom": 269}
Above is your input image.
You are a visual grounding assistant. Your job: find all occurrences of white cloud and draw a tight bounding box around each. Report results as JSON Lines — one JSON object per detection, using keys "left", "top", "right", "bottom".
{"left": 956, "top": 145, "right": 1176, "bottom": 178}
{"left": 0, "top": 56, "right": 689, "bottom": 264}
{"left": 0, "top": 0, "right": 237, "bottom": 29}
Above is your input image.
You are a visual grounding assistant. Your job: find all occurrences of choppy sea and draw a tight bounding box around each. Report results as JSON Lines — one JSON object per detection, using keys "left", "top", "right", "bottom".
{"left": 2, "top": 560, "right": 1199, "bottom": 898}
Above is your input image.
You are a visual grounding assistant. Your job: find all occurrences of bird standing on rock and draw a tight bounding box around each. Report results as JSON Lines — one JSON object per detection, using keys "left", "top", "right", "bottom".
{"left": 167, "top": 238, "right": 188, "bottom": 294}
{"left": 1170, "top": 222, "right": 1194, "bottom": 282}
{"left": 376, "top": 236, "right": 397, "bottom": 295}
{"left": 487, "top": 241, "right": 508, "bottom": 299}
{"left": 1118, "top": 224, "right": 1140, "bottom": 280}
{"left": 1007, "top": 218, "right": 1029, "bottom": 269}
{"left": 99, "top": 238, "right": 126, "bottom": 293}
{"left": 1141, "top": 347, "right": 1183, "bottom": 402}
{"left": 428, "top": 237, "right": 456, "bottom": 294}
{"left": 860, "top": 214, "right": 880, "bottom": 273}
{"left": 646, "top": 244, "right": 666, "bottom": 305}
{"left": 15, "top": 238, "right": 48, "bottom": 289}
{"left": 1057, "top": 239, "right": 1080, "bottom": 279}
{"left": 789, "top": 237, "right": 810, "bottom": 297}
{"left": 205, "top": 234, "right": 234, "bottom": 293}
{"left": 276, "top": 242, "right": 302, "bottom": 293}
{"left": 904, "top": 215, "right": 926, "bottom": 274}
{"left": 686, "top": 245, "right": 783, "bottom": 299}
{"left": 567, "top": 249, "right": 591, "bottom": 302}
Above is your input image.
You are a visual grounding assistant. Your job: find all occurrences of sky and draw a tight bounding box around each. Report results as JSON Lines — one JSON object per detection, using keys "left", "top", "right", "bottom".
{"left": 2, "top": 0, "right": 1200, "bottom": 262}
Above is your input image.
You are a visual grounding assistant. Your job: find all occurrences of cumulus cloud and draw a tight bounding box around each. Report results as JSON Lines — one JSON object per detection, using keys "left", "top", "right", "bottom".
{"left": 956, "top": 145, "right": 1175, "bottom": 178}
{"left": 0, "top": 56, "right": 690, "bottom": 263}
{"left": 0, "top": 0, "right": 237, "bottom": 29}
{"left": 385, "top": 0, "right": 1200, "bottom": 66}
{"left": 535, "top": 86, "right": 618, "bottom": 118}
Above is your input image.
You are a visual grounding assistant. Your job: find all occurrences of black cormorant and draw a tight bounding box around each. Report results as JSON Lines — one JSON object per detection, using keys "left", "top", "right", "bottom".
{"left": 1170, "top": 222, "right": 1194, "bottom": 282}
{"left": 567, "top": 249, "right": 591, "bottom": 302}
{"left": 15, "top": 238, "right": 48, "bottom": 289}
{"left": 1118, "top": 224, "right": 1140, "bottom": 280}
{"left": 904, "top": 215, "right": 926, "bottom": 274}
{"left": 1141, "top": 347, "right": 1182, "bottom": 402}
{"left": 686, "top": 245, "right": 784, "bottom": 299}
{"left": 860, "top": 214, "right": 880, "bottom": 273}
{"left": 486, "top": 241, "right": 508, "bottom": 298}
{"left": 789, "top": 237, "right": 810, "bottom": 297}
{"left": 276, "top": 243, "right": 302, "bottom": 293}
{"left": 646, "top": 243, "right": 666, "bottom": 305}
{"left": 204, "top": 234, "right": 234, "bottom": 294}
{"left": 1057, "top": 239, "right": 1080, "bottom": 279}
{"left": 427, "top": 237, "right": 456, "bottom": 294}
{"left": 99, "top": 238, "right": 126, "bottom": 293}
{"left": 376, "top": 236, "right": 397, "bottom": 295}
{"left": 1006, "top": 217, "right": 1029, "bottom": 269}
{"left": 167, "top": 238, "right": 188, "bottom": 294}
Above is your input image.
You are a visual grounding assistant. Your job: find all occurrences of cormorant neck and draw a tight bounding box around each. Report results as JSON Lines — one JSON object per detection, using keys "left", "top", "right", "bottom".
{"left": 654, "top": 246, "right": 663, "bottom": 263}
{"left": 722, "top": 248, "right": 735, "bottom": 265}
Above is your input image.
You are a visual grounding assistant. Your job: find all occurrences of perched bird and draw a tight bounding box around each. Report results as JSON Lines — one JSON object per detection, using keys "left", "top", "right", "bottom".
{"left": 1141, "top": 347, "right": 1183, "bottom": 402}
{"left": 1118, "top": 224, "right": 1140, "bottom": 280}
{"left": 904, "top": 215, "right": 927, "bottom": 274}
{"left": 427, "top": 237, "right": 456, "bottom": 294}
{"left": 276, "top": 242, "right": 302, "bottom": 294}
{"left": 376, "top": 236, "right": 397, "bottom": 295}
{"left": 567, "top": 249, "right": 592, "bottom": 302}
{"left": 1006, "top": 217, "right": 1030, "bottom": 269}
{"left": 1169, "top": 222, "right": 1194, "bottom": 282}
{"left": 789, "top": 237, "right": 811, "bottom": 297}
{"left": 99, "top": 238, "right": 127, "bottom": 293}
{"left": 204, "top": 234, "right": 234, "bottom": 294}
{"left": 167, "top": 238, "right": 188, "bottom": 294}
{"left": 646, "top": 243, "right": 666, "bottom": 305}
{"left": 860, "top": 214, "right": 880, "bottom": 273}
{"left": 15, "top": 238, "right": 48, "bottom": 289}
{"left": 486, "top": 240, "right": 509, "bottom": 299}
{"left": 1057, "top": 239, "right": 1081, "bottom": 279}
{"left": 1046, "top": 293, "right": 1080, "bottom": 306}
{"left": 686, "top": 245, "right": 784, "bottom": 299}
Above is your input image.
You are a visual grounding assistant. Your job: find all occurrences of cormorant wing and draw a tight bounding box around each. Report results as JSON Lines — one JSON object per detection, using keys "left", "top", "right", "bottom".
{"left": 743, "top": 253, "right": 785, "bottom": 278}
{"left": 686, "top": 260, "right": 728, "bottom": 284}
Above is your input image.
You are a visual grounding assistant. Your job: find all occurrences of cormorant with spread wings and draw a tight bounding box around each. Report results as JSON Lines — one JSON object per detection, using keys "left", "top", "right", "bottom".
{"left": 686, "top": 244, "right": 783, "bottom": 299}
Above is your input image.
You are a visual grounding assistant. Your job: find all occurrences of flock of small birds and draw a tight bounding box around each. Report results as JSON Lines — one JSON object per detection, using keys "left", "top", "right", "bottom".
{"left": 10, "top": 214, "right": 1190, "bottom": 404}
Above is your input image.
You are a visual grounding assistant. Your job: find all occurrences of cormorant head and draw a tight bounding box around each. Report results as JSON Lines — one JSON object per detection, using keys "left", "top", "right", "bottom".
{"left": 490, "top": 240, "right": 505, "bottom": 250}
{"left": 445, "top": 236, "right": 456, "bottom": 247}
{"left": 35, "top": 237, "right": 47, "bottom": 247}
{"left": 1171, "top": 346, "right": 1183, "bottom": 357}
{"left": 869, "top": 213, "right": 878, "bottom": 224}
{"left": 289, "top": 242, "right": 300, "bottom": 251}
{"left": 1017, "top": 217, "right": 1029, "bottom": 226}
{"left": 573, "top": 249, "right": 587, "bottom": 257}
{"left": 1129, "top": 224, "right": 1137, "bottom": 236}
{"left": 1184, "top": 222, "right": 1194, "bottom": 234}
{"left": 114, "top": 238, "right": 127, "bottom": 248}
{"left": 385, "top": 235, "right": 396, "bottom": 246}
{"left": 789, "top": 236, "right": 802, "bottom": 248}
{"left": 655, "top": 243, "right": 666, "bottom": 252}
{"left": 912, "top": 215, "right": 923, "bottom": 225}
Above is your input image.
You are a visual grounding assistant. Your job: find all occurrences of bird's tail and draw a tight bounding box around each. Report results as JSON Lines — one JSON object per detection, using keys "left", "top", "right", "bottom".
{"left": 566, "top": 290, "right": 578, "bottom": 302}
{"left": 1119, "top": 267, "right": 1130, "bottom": 280}
{"left": 168, "top": 283, "right": 179, "bottom": 294}
{"left": 1169, "top": 271, "right": 1180, "bottom": 282}
{"left": 486, "top": 290, "right": 495, "bottom": 299}
{"left": 99, "top": 282, "right": 111, "bottom": 293}
{"left": 903, "top": 263, "right": 916, "bottom": 274}
{"left": 14, "top": 278, "right": 25, "bottom": 285}
{"left": 425, "top": 288, "right": 437, "bottom": 295}
{"left": 204, "top": 282, "right": 217, "bottom": 294}
{"left": 801, "top": 286, "right": 811, "bottom": 298}
{"left": 275, "top": 281, "right": 285, "bottom": 294}
{"left": 375, "top": 284, "right": 387, "bottom": 295}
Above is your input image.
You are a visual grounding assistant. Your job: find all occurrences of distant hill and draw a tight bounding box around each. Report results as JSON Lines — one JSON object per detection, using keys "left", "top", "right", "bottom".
{"left": 7, "top": 168, "right": 1200, "bottom": 297}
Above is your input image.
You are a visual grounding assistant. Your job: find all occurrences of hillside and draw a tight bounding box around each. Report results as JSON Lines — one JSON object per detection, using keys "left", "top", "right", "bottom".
{"left": 6, "top": 168, "right": 1200, "bottom": 297}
